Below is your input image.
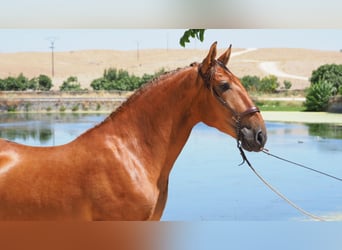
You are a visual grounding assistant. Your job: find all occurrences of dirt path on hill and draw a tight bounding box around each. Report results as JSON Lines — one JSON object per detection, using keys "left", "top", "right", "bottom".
{"left": 259, "top": 61, "right": 308, "bottom": 81}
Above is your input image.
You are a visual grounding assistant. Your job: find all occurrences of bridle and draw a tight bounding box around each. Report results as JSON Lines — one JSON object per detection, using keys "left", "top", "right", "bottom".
{"left": 198, "top": 60, "right": 260, "bottom": 158}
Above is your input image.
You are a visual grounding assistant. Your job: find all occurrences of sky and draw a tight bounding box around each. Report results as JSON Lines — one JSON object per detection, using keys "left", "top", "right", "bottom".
{"left": 0, "top": 29, "right": 342, "bottom": 53}
{"left": 1, "top": 0, "right": 342, "bottom": 53}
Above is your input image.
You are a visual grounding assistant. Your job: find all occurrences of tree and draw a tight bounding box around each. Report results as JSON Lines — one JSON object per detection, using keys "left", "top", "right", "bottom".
{"left": 180, "top": 29, "right": 206, "bottom": 47}
{"left": 310, "top": 64, "right": 342, "bottom": 95}
{"left": 90, "top": 78, "right": 107, "bottom": 91}
{"left": 240, "top": 75, "right": 261, "bottom": 92}
{"left": 104, "top": 68, "right": 118, "bottom": 82}
{"left": 304, "top": 80, "right": 334, "bottom": 111}
{"left": 60, "top": 76, "right": 85, "bottom": 91}
{"left": 15, "top": 73, "right": 29, "bottom": 90}
{"left": 0, "top": 74, "right": 30, "bottom": 91}
{"left": 90, "top": 67, "right": 165, "bottom": 91}
{"left": 36, "top": 74, "right": 53, "bottom": 91}
{"left": 259, "top": 75, "right": 279, "bottom": 93}
{"left": 27, "top": 78, "right": 38, "bottom": 90}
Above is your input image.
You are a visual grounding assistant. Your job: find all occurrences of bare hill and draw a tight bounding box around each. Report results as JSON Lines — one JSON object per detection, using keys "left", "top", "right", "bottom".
{"left": 1, "top": 48, "right": 341, "bottom": 90}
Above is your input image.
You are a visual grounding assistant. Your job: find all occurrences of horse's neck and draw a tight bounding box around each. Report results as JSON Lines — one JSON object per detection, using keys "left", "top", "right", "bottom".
{"left": 105, "top": 67, "right": 200, "bottom": 178}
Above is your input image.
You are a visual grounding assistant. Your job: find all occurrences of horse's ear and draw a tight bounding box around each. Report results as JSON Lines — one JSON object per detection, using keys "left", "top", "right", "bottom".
{"left": 201, "top": 41, "right": 217, "bottom": 74}
{"left": 218, "top": 44, "right": 232, "bottom": 66}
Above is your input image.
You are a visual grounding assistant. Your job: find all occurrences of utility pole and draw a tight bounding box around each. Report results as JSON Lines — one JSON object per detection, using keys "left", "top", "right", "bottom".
{"left": 136, "top": 40, "right": 140, "bottom": 62}
{"left": 166, "top": 32, "right": 169, "bottom": 52}
{"left": 47, "top": 37, "right": 57, "bottom": 77}
{"left": 50, "top": 40, "right": 55, "bottom": 77}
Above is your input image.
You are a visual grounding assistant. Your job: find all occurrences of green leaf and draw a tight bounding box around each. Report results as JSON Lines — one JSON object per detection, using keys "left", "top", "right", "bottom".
{"left": 179, "top": 29, "right": 206, "bottom": 47}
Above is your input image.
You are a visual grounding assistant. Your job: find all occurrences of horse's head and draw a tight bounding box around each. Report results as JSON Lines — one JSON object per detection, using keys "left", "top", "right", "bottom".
{"left": 197, "top": 42, "right": 267, "bottom": 152}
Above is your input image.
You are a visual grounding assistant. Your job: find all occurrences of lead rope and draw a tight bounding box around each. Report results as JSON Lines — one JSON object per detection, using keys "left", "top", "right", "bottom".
{"left": 262, "top": 149, "right": 342, "bottom": 182}
{"left": 237, "top": 142, "right": 326, "bottom": 221}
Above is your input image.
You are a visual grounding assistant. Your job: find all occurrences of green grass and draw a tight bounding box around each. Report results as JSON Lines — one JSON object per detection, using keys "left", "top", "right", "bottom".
{"left": 256, "top": 100, "right": 305, "bottom": 111}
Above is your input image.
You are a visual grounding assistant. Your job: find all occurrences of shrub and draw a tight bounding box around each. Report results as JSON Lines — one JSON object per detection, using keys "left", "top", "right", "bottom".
{"left": 259, "top": 75, "right": 279, "bottom": 93}
{"left": 240, "top": 75, "right": 260, "bottom": 92}
{"left": 283, "top": 80, "right": 292, "bottom": 90}
{"left": 60, "top": 76, "right": 85, "bottom": 91}
{"left": 304, "top": 80, "right": 334, "bottom": 111}
{"left": 310, "top": 64, "right": 342, "bottom": 94}
{"left": 103, "top": 68, "right": 117, "bottom": 81}
{"left": 15, "top": 73, "right": 30, "bottom": 90}
{"left": 1, "top": 74, "right": 53, "bottom": 91}
{"left": 36, "top": 74, "right": 53, "bottom": 91}
{"left": 90, "top": 67, "right": 165, "bottom": 91}
{"left": 240, "top": 74, "right": 280, "bottom": 93}
{"left": 1, "top": 74, "right": 28, "bottom": 91}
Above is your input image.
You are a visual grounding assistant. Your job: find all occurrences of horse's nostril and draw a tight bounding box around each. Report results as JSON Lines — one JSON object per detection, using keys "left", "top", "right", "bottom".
{"left": 256, "top": 130, "right": 264, "bottom": 146}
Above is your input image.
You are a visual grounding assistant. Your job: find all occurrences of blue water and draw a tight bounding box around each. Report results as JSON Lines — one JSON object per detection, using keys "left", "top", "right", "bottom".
{"left": 0, "top": 113, "right": 341, "bottom": 221}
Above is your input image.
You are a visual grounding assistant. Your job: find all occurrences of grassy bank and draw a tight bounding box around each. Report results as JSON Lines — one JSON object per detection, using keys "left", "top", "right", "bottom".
{"left": 256, "top": 100, "right": 305, "bottom": 111}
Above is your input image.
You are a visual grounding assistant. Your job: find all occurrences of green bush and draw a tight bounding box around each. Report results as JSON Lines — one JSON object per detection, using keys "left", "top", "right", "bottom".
{"left": 104, "top": 68, "right": 118, "bottom": 81}
{"left": 60, "top": 76, "right": 85, "bottom": 91}
{"left": 240, "top": 75, "right": 279, "bottom": 93}
{"left": 0, "top": 74, "right": 52, "bottom": 91}
{"left": 304, "top": 80, "right": 334, "bottom": 111}
{"left": 36, "top": 74, "right": 53, "bottom": 91}
{"left": 304, "top": 64, "right": 342, "bottom": 111}
{"left": 90, "top": 67, "right": 165, "bottom": 91}
{"left": 283, "top": 80, "right": 292, "bottom": 90}
{"left": 90, "top": 78, "right": 107, "bottom": 91}
{"left": 259, "top": 75, "right": 279, "bottom": 93}
{"left": 310, "top": 64, "right": 342, "bottom": 94}
{"left": 240, "top": 75, "right": 260, "bottom": 92}
{"left": 1, "top": 74, "right": 28, "bottom": 90}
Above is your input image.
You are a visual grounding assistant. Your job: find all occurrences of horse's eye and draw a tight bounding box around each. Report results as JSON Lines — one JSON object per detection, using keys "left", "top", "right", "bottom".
{"left": 219, "top": 82, "right": 230, "bottom": 92}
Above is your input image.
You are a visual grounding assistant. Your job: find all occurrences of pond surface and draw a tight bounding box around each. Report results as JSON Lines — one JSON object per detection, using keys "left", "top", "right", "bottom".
{"left": 0, "top": 113, "right": 341, "bottom": 221}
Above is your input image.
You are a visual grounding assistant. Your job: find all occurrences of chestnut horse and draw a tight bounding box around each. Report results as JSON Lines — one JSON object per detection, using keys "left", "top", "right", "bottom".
{"left": 0, "top": 42, "right": 266, "bottom": 220}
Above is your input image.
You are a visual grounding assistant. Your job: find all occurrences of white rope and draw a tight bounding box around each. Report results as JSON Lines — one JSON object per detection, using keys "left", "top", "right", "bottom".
{"left": 247, "top": 163, "right": 326, "bottom": 221}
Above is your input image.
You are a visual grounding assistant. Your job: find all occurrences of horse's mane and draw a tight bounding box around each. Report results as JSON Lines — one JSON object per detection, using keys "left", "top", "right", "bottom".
{"left": 81, "top": 63, "right": 196, "bottom": 135}
{"left": 107, "top": 65, "right": 194, "bottom": 119}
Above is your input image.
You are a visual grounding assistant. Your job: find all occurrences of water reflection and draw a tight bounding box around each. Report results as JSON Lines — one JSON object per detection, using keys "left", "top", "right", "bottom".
{"left": 307, "top": 123, "right": 342, "bottom": 139}
{"left": 0, "top": 127, "right": 52, "bottom": 144}
{"left": 0, "top": 113, "right": 107, "bottom": 145}
{"left": 1, "top": 113, "right": 342, "bottom": 145}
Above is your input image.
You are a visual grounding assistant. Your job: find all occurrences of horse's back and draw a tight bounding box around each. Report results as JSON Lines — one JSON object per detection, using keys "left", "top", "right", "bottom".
{"left": 0, "top": 138, "right": 92, "bottom": 220}
{"left": 0, "top": 138, "right": 59, "bottom": 177}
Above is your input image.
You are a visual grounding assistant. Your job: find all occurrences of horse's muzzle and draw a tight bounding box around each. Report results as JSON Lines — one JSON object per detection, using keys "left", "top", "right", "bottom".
{"left": 240, "top": 127, "right": 267, "bottom": 152}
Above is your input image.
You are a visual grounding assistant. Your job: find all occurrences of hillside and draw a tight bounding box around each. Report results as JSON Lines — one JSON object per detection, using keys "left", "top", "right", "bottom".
{"left": 1, "top": 48, "right": 341, "bottom": 90}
